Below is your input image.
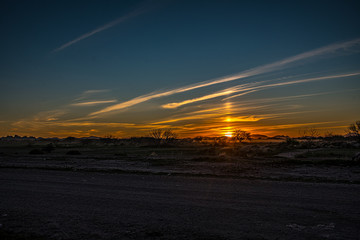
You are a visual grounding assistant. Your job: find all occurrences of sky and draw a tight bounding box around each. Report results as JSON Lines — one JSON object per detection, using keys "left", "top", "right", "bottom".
{"left": 1, "top": 0, "right": 360, "bottom": 138}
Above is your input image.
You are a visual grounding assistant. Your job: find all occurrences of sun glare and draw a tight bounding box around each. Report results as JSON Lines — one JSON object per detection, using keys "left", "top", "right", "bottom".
{"left": 225, "top": 132, "right": 232, "bottom": 138}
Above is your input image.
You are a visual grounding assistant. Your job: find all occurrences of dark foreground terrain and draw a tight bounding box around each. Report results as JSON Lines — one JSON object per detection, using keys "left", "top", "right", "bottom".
{"left": 1, "top": 168, "right": 359, "bottom": 240}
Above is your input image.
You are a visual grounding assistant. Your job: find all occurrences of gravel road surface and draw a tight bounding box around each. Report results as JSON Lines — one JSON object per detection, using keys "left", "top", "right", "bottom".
{"left": 1, "top": 168, "right": 359, "bottom": 239}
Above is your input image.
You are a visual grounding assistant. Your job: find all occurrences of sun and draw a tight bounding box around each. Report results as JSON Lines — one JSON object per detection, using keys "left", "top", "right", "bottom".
{"left": 225, "top": 132, "right": 232, "bottom": 138}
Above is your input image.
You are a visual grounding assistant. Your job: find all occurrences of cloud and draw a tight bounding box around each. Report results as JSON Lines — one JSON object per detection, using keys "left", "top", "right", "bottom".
{"left": 162, "top": 72, "right": 360, "bottom": 108}
{"left": 90, "top": 82, "right": 261, "bottom": 115}
{"left": 90, "top": 38, "right": 360, "bottom": 115}
{"left": 152, "top": 103, "right": 309, "bottom": 126}
{"left": 74, "top": 89, "right": 111, "bottom": 101}
{"left": 223, "top": 72, "right": 360, "bottom": 101}
{"left": 152, "top": 113, "right": 222, "bottom": 124}
{"left": 162, "top": 89, "right": 236, "bottom": 109}
{"left": 83, "top": 89, "right": 110, "bottom": 94}
{"left": 52, "top": 6, "right": 149, "bottom": 52}
{"left": 12, "top": 120, "right": 136, "bottom": 129}
{"left": 71, "top": 100, "right": 117, "bottom": 106}
{"left": 254, "top": 121, "right": 341, "bottom": 130}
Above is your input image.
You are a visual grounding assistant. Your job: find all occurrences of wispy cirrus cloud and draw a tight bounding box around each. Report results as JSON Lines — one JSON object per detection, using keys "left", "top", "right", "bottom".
{"left": 162, "top": 89, "right": 236, "bottom": 109}
{"left": 74, "top": 89, "right": 112, "bottom": 102}
{"left": 161, "top": 72, "right": 360, "bottom": 108}
{"left": 71, "top": 100, "right": 117, "bottom": 106}
{"left": 254, "top": 121, "right": 342, "bottom": 130}
{"left": 52, "top": 5, "right": 150, "bottom": 52}
{"left": 83, "top": 89, "right": 110, "bottom": 94}
{"left": 224, "top": 72, "right": 360, "bottom": 101}
{"left": 90, "top": 38, "right": 360, "bottom": 115}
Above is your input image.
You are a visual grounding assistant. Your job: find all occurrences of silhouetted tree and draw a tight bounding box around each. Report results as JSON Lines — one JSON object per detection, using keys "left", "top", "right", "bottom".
{"left": 149, "top": 128, "right": 177, "bottom": 145}
{"left": 348, "top": 120, "right": 360, "bottom": 142}
{"left": 348, "top": 121, "right": 360, "bottom": 135}
{"left": 301, "top": 128, "right": 319, "bottom": 139}
{"left": 149, "top": 129, "right": 163, "bottom": 145}
{"left": 232, "top": 129, "right": 251, "bottom": 144}
{"left": 163, "top": 129, "right": 178, "bottom": 142}
{"left": 300, "top": 128, "right": 319, "bottom": 149}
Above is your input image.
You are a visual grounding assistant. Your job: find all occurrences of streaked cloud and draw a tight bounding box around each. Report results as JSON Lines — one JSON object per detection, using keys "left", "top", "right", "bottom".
{"left": 83, "top": 89, "right": 110, "bottom": 94}
{"left": 254, "top": 121, "right": 341, "bottom": 130}
{"left": 90, "top": 38, "right": 360, "bottom": 115}
{"left": 162, "top": 89, "right": 236, "bottom": 109}
{"left": 162, "top": 72, "right": 360, "bottom": 108}
{"left": 152, "top": 113, "right": 222, "bottom": 124}
{"left": 71, "top": 100, "right": 117, "bottom": 106}
{"left": 74, "top": 89, "right": 111, "bottom": 101}
{"left": 152, "top": 104, "right": 310, "bottom": 126}
{"left": 52, "top": 6, "right": 149, "bottom": 52}
{"left": 12, "top": 120, "right": 135, "bottom": 128}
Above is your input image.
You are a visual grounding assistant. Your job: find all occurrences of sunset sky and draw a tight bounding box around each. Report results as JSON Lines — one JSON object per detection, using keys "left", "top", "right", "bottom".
{"left": 1, "top": 0, "right": 360, "bottom": 138}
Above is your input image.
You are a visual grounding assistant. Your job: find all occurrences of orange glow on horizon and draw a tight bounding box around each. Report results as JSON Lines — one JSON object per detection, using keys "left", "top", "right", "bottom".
{"left": 224, "top": 132, "right": 232, "bottom": 137}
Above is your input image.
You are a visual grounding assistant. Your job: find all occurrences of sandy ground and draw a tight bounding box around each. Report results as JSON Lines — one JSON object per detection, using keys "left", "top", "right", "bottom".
{"left": 1, "top": 153, "right": 359, "bottom": 183}
{"left": 1, "top": 168, "right": 360, "bottom": 240}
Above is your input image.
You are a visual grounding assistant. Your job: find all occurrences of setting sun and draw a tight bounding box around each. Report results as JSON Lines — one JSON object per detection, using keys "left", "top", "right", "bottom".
{"left": 1, "top": 1, "right": 359, "bottom": 239}
{"left": 225, "top": 132, "right": 233, "bottom": 138}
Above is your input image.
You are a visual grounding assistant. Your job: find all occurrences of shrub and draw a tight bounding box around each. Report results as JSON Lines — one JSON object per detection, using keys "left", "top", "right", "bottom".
{"left": 285, "top": 137, "right": 299, "bottom": 145}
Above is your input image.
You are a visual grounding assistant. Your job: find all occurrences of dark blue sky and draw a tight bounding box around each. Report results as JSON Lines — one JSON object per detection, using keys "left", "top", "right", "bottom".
{"left": 1, "top": 0, "right": 360, "bottom": 137}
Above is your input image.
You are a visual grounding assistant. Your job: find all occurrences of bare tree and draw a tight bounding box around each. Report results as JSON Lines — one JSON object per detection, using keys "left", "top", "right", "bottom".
{"left": 348, "top": 121, "right": 360, "bottom": 136}
{"left": 149, "top": 128, "right": 177, "bottom": 145}
{"left": 163, "top": 129, "right": 178, "bottom": 142}
{"left": 149, "top": 129, "right": 163, "bottom": 141}
{"left": 232, "top": 129, "right": 251, "bottom": 144}
{"left": 348, "top": 121, "right": 360, "bottom": 142}
{"left": 324, "top": 131, "right": 334, "bottom": 138}
{"left": 302, "top": 128, "right": 319, "bottom": 139}
{"left": 300, "top": 128, "right": 319, "bottom": 149}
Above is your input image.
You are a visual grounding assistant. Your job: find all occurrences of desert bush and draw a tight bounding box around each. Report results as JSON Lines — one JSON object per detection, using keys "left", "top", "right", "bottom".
{"left": 285, "top": 137, "right": 299, "bottom": 145}
{"left": 324, "top": 131, "right": 344, "bottom": 141}
{"left": 213, "top": 136, "right": 229, "bottom": 146}
{"left": 299, "top": 128, "right": 320, "bottom": 149}
{"left": 276, "top": 137, "right": 299, "bottom": 151}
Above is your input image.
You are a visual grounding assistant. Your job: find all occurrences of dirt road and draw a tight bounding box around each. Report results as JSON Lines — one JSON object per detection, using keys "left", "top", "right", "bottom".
{"left": 0, "top": 168, "right": 359, "bottom": 239}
